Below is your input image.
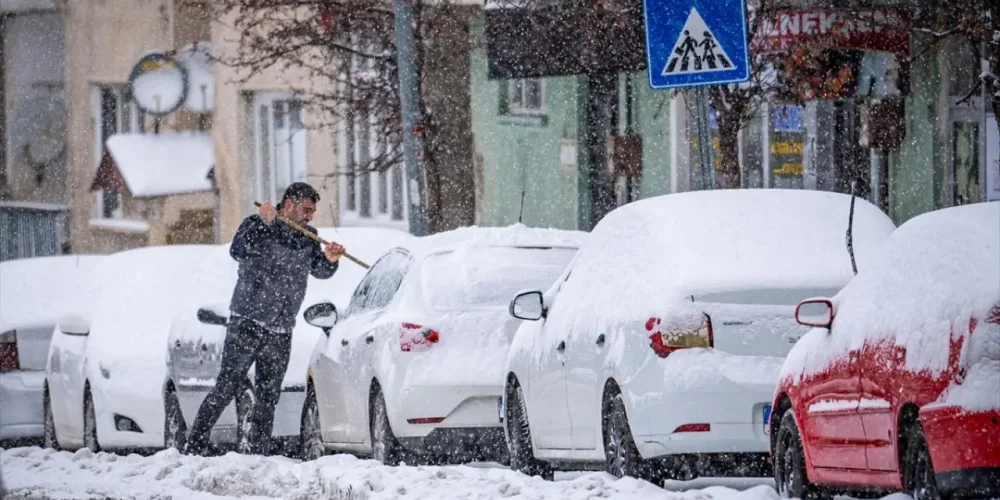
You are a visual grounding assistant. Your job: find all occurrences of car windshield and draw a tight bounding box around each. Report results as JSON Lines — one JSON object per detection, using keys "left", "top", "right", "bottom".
{"left": 421, "top": 246, "right": 577, "bottom": 310}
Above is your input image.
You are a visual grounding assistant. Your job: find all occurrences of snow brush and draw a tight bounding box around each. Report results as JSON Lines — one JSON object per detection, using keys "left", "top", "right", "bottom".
{"left": 254, "top": 201, "right": 370, "bottom": 269}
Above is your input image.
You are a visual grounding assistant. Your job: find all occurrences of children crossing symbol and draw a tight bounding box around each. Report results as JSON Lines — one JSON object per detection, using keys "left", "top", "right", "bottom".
{"left": 661, "top": 7, "right": 733, "bottom": 76}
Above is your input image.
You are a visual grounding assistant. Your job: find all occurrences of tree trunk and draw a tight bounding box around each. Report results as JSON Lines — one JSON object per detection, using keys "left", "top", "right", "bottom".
{"left": 716, "top": 118, "right": 741, "bottom": 189}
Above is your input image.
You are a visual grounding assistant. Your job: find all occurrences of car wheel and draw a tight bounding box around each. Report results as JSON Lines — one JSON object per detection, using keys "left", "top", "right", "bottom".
{"left": 774, "top": 410, "right": 826, "bottom": 499}
{"left": 300, "top": 385, "right": 325, "bottom": 461}
{"left": 83, "top": 391, "right": 100, "bottom": 452}
{"left": 903, "top": 423, "right": 941, "bottom": 500}
{"left": 504, "top": 383, "right": 553, "bottom": 480}
{"left": 604, "top": 392, "right": 659, "bottom": 484}
{"left": 164, "top": 389, "right": 186, "bottom": 451}
{"left": 44, "top": 389, "right": 60, "bottom": 451}
{"left": 236, "top": 387, "right": 255, "bottom": 455}
{"left": 370, "top": 390, "right": 402, "bottom": 466}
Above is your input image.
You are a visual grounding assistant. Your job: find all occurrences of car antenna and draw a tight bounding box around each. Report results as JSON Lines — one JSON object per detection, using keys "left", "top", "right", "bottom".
{"left": 518, "top": 189, "right": 526, "bottom": 224}
{"left": 847, "top": 180, "right": 858, "bottom": 275}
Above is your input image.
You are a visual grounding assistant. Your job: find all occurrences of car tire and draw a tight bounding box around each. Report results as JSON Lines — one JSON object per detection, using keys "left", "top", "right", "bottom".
{"left": 774, "top": 410, "right": 827, "bottom": 499}
{"left": 44, "top": 388, "right": 60, "bottom": 451}
{"left": 164, "top": 389, "right": 187, "bottom": 451}
{"left": 300, "top": 385, "right": 325, "bottom": 461}
{"left": 370, "top": 390, "right": 403, "bottom": 466}
{"left": 902, "top": 422, "right": 942, "bottom": 500}
{"left": 504, "top": 383, "right": 554, "bottom": 480}
{"left": 236, "top": 387, "right": 255, "bottom": 455}
{"left": 83, "top": 390, "right": 100, "bottom": 453}
{"left": 604, "top": 392, "right": 660, "bottom": 484}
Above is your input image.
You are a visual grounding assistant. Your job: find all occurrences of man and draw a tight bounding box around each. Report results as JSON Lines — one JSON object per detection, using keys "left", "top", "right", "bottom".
{"left": 183, "top": 182, "right": 345, "bottom": 456}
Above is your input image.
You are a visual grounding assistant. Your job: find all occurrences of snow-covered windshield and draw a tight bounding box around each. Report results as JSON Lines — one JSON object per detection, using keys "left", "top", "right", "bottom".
{"left": 421, "top": 246, "right": 577, "bottom": 310}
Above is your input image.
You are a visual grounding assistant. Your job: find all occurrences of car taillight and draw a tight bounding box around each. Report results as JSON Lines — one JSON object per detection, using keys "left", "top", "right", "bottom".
{"left": 400, "top": 323, "right": 440, "bottom": 352}
{"left": 987, "top": 305, "right": 1000, "bottom": 325}
{"left": 0, "top": 330, "right": 20, "bottom": 372}
{"left": 646, "top": 313, "right": 713, "bottom": 358}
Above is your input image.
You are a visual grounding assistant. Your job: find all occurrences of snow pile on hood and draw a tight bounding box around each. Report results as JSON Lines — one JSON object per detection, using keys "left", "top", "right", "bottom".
{"left": 398, "top": 223, "right": 588, "bottom": 259}
{"left": 0, "top": 446, "right": 784, "bottom": 500}
{"left": 548, "top": 189, "right": 894, "bottom": 334}
{"left": 0, "top": 254, "right": 104, "bottom": 332}
{"left": 781, "top": 202, "right": 1000, "bottom": 383}
{"left": 87, "top": 245, "right": 216, "bottom": 397}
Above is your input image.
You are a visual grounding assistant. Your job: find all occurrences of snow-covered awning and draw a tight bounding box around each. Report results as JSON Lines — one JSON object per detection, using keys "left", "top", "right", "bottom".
{"left": 90, "top": 132, "right": 215, "bottom": 198}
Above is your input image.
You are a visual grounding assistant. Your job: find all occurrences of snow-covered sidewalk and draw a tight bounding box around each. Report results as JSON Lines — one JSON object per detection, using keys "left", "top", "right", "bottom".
{"left": 0, "top": 446, "right": 788, "bottom": 500}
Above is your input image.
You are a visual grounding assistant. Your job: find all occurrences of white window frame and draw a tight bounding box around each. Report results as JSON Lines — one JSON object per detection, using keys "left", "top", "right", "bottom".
{"left": 90, "top": 84, "right": 143, "bottom": 220}
{"left": 250, "top": 91, "right": 309, "bottom": 205}
{"left": 506, "top": 78, "right": 546, "bottom": 115}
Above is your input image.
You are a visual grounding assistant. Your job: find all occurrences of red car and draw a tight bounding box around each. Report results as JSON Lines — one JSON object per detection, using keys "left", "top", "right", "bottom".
{"left": 768, "top": 202, "right": 1000, "bottom": 499}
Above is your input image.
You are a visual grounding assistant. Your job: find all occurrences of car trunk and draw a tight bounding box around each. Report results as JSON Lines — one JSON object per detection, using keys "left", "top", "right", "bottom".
{"left": 694, "top": 287, "right": 843, "bottom": 358}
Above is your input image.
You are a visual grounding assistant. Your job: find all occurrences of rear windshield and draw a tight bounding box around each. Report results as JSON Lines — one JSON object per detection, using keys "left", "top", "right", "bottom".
{"left": 693, "top": 287, "right": 843, "bottom": 306}
{"left": 422, "top": 246, "right": 576, "bottom": 310}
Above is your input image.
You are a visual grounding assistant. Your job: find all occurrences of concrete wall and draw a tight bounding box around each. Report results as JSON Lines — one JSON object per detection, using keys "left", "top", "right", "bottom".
{"left": 2, "top": 10, "right": 66, "bottom": 205}
{"left": 211, "top": 7, "right": 338, "bottom": 243}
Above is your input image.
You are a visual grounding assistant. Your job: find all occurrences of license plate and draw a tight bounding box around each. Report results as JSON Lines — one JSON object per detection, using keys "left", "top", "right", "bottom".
{"left": 763, "top": 405, "right": 772, "bottom": 435}
{"left": 498, "top": 397, "right": 504, "bottom": 423}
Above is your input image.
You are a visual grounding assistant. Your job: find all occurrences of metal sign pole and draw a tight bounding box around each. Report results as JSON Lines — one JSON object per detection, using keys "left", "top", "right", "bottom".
{"left": 393, "top": 0, "right": 430, "bottom": 236}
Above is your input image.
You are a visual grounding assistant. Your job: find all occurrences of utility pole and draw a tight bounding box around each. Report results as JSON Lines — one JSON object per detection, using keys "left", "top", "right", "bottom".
{"left": 393, "top": 0, "right": 430, "bottom": 236}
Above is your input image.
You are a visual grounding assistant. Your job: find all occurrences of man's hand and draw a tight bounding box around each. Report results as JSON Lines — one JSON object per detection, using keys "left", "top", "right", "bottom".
{"left": 324, "top": 242, "right": 345, "bottom": 263}
{"left": 259, "top": 202, "right": 278, "bottom": 223}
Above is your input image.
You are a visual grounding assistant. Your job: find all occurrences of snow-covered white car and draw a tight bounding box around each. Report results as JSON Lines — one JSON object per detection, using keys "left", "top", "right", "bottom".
{"left": 770, "top": 201, "right": 1000, "bottom": 500}
{"left": 500, "top": 189, "right": 896, "bottom": 482}
{"left": 0, "top": 254, "right": 103, "bottom": 445}
{"left": 299, "top": 225, "right": 587, "bottom": 465}
{"left": 164, "top": 228, "right": 411, "bottom": 455}
{"left": 46, "top": 245, "right": 215, "bottom": 451}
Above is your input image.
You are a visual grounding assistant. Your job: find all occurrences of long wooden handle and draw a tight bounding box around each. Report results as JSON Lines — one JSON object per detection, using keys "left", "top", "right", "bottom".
{"left": 253, "top": 201, "right": 370, "bottom": 269}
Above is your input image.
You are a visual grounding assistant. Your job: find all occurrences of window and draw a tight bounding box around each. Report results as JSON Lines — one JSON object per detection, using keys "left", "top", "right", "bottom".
{"left": 339, "top": 106, "right": 407, "bottom": 227}
{"left": 92, "top": 85, "right": 145, "bottom": 219}
{"left": 250, "top": 92, "right": 307, "bottom": 204}
{"left": 346, "top": 249, "right": 412, "bottom": 315}
{"left": 502, "top": 78, "right": 545, "bottom": 115}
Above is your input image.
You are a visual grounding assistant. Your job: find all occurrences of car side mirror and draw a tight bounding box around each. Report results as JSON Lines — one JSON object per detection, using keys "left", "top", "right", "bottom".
{"left": 197, "top": 308, "right": 228, "bottom": 326}
{"left": 510, "top": 291, "right": 545, "bottom": 321}
{"left": 304, "top": 302, "right": 338, "bottom": 336}
{"left": 59, "top": 314, "right": 90, "bottom": 336}
{"left": 796, "top": 298, "right": 834, "bottom": 329}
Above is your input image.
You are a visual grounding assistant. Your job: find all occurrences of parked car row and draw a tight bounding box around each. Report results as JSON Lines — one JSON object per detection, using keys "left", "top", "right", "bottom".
{"left": 1, "top": 190, "right": 996, "bottom": 500}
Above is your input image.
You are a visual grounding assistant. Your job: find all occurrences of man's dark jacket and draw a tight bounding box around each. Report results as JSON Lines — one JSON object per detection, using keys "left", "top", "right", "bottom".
{"left": 228, "top": 215, "right": 338, "bottom": 331}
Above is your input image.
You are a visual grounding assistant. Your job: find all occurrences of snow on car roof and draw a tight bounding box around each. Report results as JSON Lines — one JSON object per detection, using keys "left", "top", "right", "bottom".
{"left": 553, "top": 189, "right": 896, "bottom": 323}
{"left": 780, "top": 201, "right": 1000, "bottom": 383}
{"left": 0, "top": 254, "right": 105, "bottom": 332}
{"left": 394, "top": 223, "right": 588, "bottom": 259}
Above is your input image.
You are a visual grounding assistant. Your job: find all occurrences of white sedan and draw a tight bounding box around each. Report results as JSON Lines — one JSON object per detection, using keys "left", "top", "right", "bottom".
{"left": 501, "top": 189, "right": 897, "bottom": 482}
{"left": 0, "top": 254, "right": 103, "bottom": 445}
{"left": 163, "top": 228, "right": 411, "bottom": 455}
{"left": 300, "top": 225, "right": 586, "bottom": 465}
{"left": 46, "top": 245, "right": 215, "bottom": 451}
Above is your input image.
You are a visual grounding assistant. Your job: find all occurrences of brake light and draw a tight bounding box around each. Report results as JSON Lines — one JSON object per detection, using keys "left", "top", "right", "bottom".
{"left": 987, "top": 305, "right": 1000, "bottom": 325}
{"left": 646, "top": 313, "right": 713, "bottom": 358}
{"left": 400, "top": 323, "right": 440, "bottom": 352}
{"left": 0, "top": 330, "right": 20, "bottom": 372}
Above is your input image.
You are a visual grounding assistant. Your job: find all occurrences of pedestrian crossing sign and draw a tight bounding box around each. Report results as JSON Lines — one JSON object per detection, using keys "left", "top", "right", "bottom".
{"left": 642, "top": 0, "right": 750, "bottom": 89}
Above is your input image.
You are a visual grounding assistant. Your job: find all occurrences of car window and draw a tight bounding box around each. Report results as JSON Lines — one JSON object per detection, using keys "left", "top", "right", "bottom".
{"left": 347, "top": 249, "right": 412, "bottom": 316}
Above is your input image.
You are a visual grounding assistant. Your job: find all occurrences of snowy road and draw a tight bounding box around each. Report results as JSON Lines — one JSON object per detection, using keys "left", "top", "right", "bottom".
{"left": 0, "top": 446, "right": 900, "bottom": 500}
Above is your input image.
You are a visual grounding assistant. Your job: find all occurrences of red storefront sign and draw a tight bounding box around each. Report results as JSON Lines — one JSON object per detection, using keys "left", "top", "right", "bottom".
{"left": 753, "top": 8, "right": 911, "bottom": 55}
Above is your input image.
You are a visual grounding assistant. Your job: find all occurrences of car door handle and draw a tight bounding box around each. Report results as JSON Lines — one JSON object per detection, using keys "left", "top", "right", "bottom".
{"left": 556, "top": 340, "right": 566, "bottom": 352}
{"left": 366, "top": 336, "right": 374, "bottom": 344}
{"left": 596, "top": 334, "right": 606, "bottom": 346}
{"left": 341, "top": 339, "right": 349, "bottom": 346}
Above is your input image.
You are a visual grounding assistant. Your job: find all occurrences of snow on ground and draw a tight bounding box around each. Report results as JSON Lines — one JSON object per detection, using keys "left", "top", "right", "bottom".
{"left": 0, "top": 446, "right": 785, "bottom": 500}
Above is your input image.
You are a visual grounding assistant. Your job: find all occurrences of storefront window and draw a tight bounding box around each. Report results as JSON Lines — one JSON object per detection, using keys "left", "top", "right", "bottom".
{"left": 770, "top": 104, "right": 806, "bottom": 189}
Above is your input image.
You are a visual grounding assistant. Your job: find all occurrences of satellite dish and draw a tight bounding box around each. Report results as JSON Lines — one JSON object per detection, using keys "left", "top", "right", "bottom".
{"left": 176, "top": 42, "right": 214, "bottom": 113}
{"left": 128, "top": 52, "right": 188, "bottom": 116}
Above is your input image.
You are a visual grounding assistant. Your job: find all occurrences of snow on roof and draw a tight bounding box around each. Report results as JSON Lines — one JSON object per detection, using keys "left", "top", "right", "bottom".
{"left": 0, "top": 254, "right": 105, "bottom": 332}
{"left": 549, "top": 189, "right": 896, "bottom": 327}
{"left": 86, "top": 245, "right": 216, "bottom": 393}
{"left": 395, "top": 223, "right": 588, "bottom": 259}
{"left": 780, "top": 201, "right": 1000, "bottom": 382}
{"left": 105, "top": 132, "right": 214, "bottom": 198}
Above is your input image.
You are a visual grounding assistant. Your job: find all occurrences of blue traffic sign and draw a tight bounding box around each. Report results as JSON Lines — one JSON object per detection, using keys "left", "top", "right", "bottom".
{"left": 642, "top": 0, "right": 751, "bottom": 89}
